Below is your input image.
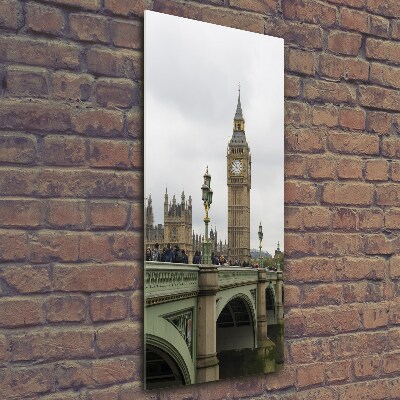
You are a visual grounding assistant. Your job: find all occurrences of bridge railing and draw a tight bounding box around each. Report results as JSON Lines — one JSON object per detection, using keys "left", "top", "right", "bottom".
{"left": 217, "top": 266, "right": 260, "bottom": 289}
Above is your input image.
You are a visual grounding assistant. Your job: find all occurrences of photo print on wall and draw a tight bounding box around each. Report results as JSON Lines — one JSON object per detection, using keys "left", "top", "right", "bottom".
{"left": 144, "top": 10, "right": 284, "bottom": 389}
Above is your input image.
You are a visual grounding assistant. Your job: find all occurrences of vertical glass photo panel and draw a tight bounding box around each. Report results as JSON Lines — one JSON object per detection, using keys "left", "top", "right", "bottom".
{"left": 144, "top": 10, "right": 284, "bottom": 390}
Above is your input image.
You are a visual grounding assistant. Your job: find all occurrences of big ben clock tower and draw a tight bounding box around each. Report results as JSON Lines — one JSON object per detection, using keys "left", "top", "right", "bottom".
{"left": 227, "top": 89, "right": 251, "bottom": 263}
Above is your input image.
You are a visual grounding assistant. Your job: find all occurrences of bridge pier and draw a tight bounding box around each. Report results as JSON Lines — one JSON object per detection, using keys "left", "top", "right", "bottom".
{"left": 196, "top": 264, "right": 219, "bottom": 383}
{"left": 276, "top": 270, "right": 284, "bottom": 322}
{"left": 257, "top": 268, "right": 268, "bottom": 345}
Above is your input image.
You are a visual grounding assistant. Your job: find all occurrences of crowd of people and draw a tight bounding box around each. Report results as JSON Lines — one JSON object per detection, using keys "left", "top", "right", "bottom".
{"left": 146, "top": 244, "right": 279, "bottom": 270}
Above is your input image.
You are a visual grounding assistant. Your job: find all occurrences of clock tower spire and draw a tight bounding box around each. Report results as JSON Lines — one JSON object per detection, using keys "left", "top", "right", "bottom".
{"left": 227, "top": 88, "right": 251, "bottom": 264}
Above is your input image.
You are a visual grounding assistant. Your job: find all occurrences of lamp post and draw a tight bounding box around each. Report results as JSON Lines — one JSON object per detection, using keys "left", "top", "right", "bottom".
{"left": 258, "top": 222, "right": 263, "bottom": 268}
{"left": 201, "top": 166, "right": 213, "bottom": 264}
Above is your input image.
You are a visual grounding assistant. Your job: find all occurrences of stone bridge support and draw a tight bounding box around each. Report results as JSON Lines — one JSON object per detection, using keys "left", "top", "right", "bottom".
{"left": 196, "top": 264, "right": 219, "bottom": 383}
{"left": 257, "top": 268, "right": 268, "bottom": 345}
{"left": 276, "top": 270, "right": 284, "bottom": 323}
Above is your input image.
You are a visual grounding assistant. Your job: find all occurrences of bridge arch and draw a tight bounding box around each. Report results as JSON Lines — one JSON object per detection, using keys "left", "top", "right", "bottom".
{"left": 216, "top": 293, "right": 257, "bottom": 351}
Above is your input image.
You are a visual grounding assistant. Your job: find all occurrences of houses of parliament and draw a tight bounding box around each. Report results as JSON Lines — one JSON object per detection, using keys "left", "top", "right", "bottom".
{"left": 145, "top": 90, "right": 251, "bottom": 263}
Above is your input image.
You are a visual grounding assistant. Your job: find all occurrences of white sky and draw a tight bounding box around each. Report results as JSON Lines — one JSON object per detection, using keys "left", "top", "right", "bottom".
{"left": 144, "top": 11, "right": 284, "bottom": 255}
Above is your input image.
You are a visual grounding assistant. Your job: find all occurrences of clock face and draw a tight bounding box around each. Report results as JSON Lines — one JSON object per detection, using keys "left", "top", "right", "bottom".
{"left": 231, "top": 159, "right": 243, "bottom": 175}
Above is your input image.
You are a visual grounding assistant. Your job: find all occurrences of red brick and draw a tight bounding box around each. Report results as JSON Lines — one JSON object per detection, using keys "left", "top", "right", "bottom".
{"left": 285, "top": 181, "right": 317, "bottom": 204}
{"left": 329, "top": 132, "right": 379, "bottom": 155}
{"left": 130, "top": 202, "right": 143, "bottom": 230}
{"left": 285, "top": 207, "right": 303, "bottom": 230}
{"left": 284, "top": 285, "right": 300, "bottom": 306}
{"left": 0, "top": 298, "right": 42, "bottom": 327}
{"left": 325, "top": 360, "right": 351, "bottom": 383}
{"left": 367, "top": 111, "right": 392, "bottom": 134}
{"left": 362, "top": 304, "right": 389, "bottom": 329}
{"left": 366, "top": 38, "right": 400, "bottom": 64}
{"left": 285, "top": 233, "right": 319, "bottom": 257}
{"left": 328, "top": 31, "right": 362, "bottom": 56}
{"left": 11, "top": 328, "right": 95, "bottom": 361}
{"left": 90, "top": 295, "right": 128, "bottom": 322}
{"left": 104, "top": 0, "right": 150, "bottom": 16}
{"left": 359, "top": 209, "right": 384, "bottom": 230}
{"left": 265, "top": 18, "right": 323, "bottom": 49}
{"left": 365, "top": 159, "right": 388, "bottom": 181}
{"left": 43, "top": 136, "right": 85, "bottom": 166}
{"left": 364, "top": 234, "right": 400, "bottom": 255}
{"left": 286, "top": 155, "right": 307, "bottom": 178}
{"left": 29, "top": 231, "right": 79, "bottom": 263}
{"left": 285, "top": 101, "right": 309, "bottom": 126}
{"left": 386, "top": 209, "right": 400, "bottom": 229}
{"left": 53, "top": 263, "right": 139, "bottom": 292}
{"left": 0, "top": 230, "right": 28, "bottom": 261}
{"left": 307, "top": 156, "right": 336, "bottom": 180}
{"left": 393, "top": 20, "right": 400, "bottom": 40}
{"left": 370, "top": 15, "right": 389, "bottom": 38}
{"left": 26, "top": 2, "right": 65, "bottom": 35}
{"left": 0, "top": 366, "right": 54, "bottom": 398}
{"left": 336, "top": 157, "right": 363, "bottom": 179}
{"left": 285, "top": 310, "right": 306, "bottom": 338}
{"left": 130, "top": 140, "right": 142, "bottom": 169}
{"left": 302, "top": 206, "right": 331, "bottom": 229}
{"left": 312, "top": 104, "right": 338, "bottom": 127}
{"left": 285, "top": 127, "right": 325, "bottom": 153}
{"left": 285, "top": 75, "right": 301, "bottom": 98}
{"left": 376, "top": 184, "right": 400, "bottom": 206}
{"left": 89, "top": 139, "right": 130, "bottom": 168}
{"left": 370, "top": 62, "right": 400, "bottom": 90}
{"left": 282, "top": 0, "right": 336, "bottom": 26}
{"left": 95, "top": 78, "right": 137, "bottom": 109}
{"left": 340, "top": 8, "right": 368, "bottom": 33}
{"left": 322, "top": 182, "right": 373, "bottom": 206}
{"left": 327, "top": 0, "right": 364, "bottom": 7}
{"left": 336, "top": 256, "right": 385, "bottom": 281}
{"left": 47, "top": 199, "right": 86, "bottom": 229}
{"left": 0, "top": 133, "right": 36, "bottom": 164}
{"left": 336, "top": 332, "right": 387, "bottom": 358}
{"left": 285, "top": 258, "right": 336, "bottom": 283}
{"left": 319, "top": 53, "right": 369, "bottom": 81}
{"left": 45, "top": 296, "right": 87, "bottom": 322}
{"left": 393, "top": 162, "right": 400, "bottom": 182}
{"left": 383, "top": 137, "right": 400, "bottom": 159}
{"left": 389, "top": 256, "right": 400, "bottom": 279}
{"left": 304, "top": 307, "right": 361, "bottom": 335}
{"left": 0, "top": 334, "right": 8, "bottom": 362}
{"left": 111, "top": 20, "right": 142, "bottom": 50}
{"left": 340, "top": 379, "right": 389, "bottom": 400}
{"left": 332, "top": 208, "right": 357, "bottom": 230}
{"left": 0, "top": 36, "right": 80, "bottom": 70}
{"left": 42, "top": 0, "right": 101, "bottom": 10}
{"left": 0, "top": 100, "right": 73, "bottom": 133}
{"left": 290, "top": 337, "right": 336, "bottom": 364}
{"left": 126, "top": 108, "right": 143, "bottom": 138}
{"left": 366, "top": 0, "right": 400, "bottom": 18}
{"left": 0, "top": 0, "right": 22, "bottom": 30}
{"left": 319, "top": 233, "right": 363, "bottom": 256}
{"left": 383, "top": 353, "right": 400, "bottom": 374}
{"left": 296, "top": 362, "right": 325, "bottom": 388}
{"left": 90, "top": 201, "right": 128, "bottom": 228}
{"left": 339, "top": 108, "right": 365, "bottom": 130}
{"left": 201, "top": 7, "right": 264, "bottom": 34}
{"left": 96, "top": 322, "right": 140, "bottom": 356}
{"left": 302, "top": 284, "right": 342, "bottom": 306}
{"left": 354, "top": 356, "right": 382, "bottom": 378}
{"left": 130, "top": 290, "right": 142, "bottom": 321}
{"left": 52, "top": 71, "right": 94, "bottom": 101}
{"left": 0, "top": 265, "right": 50, "bottom": 293}
{"left": 0, "top": 199, "right": 43, "bottom": 227}
{"left": 70, "top": 13, "right": 109, "bottom": 43}
{"left": 5, "top": 66, "right": 49, "bottom": 98}
{"left": 287, "top": 48, "right": 315, "bottom": 76}
{"left": 87, "top": 46, "right": 142, "bottom": 80}
{"left": 229, "top": 0, "right": 276, "bottom": 14}
{"left": 304, "top": 79, "right": 356, "bottom": 104}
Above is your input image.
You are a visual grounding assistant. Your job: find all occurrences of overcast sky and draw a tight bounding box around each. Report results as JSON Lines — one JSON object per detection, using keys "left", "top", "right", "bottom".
{"left": 144, "top": 11, "right": 284, "bottom": 255}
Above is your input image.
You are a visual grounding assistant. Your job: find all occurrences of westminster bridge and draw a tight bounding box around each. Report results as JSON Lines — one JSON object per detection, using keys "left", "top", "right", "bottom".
{"left": 144, "top": 262, "right": 284, "bottom": 389}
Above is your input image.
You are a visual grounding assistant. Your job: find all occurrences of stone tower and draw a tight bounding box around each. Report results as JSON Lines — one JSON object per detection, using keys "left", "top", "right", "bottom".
{"left": 227, "top": 89, "right": 251, "bottom": 263}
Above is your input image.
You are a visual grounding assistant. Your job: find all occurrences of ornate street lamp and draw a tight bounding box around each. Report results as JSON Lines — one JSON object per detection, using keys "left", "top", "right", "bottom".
{"left": 201, "top": 166, "right": 213, "bottom": 264}
{"left": 258, "top": 222, "right": 263, "bottom": 268}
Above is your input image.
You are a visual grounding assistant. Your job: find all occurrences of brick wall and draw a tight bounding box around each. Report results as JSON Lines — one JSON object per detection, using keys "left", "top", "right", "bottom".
{"left": 0, "top": 0, "right": 399, "bottom": 399}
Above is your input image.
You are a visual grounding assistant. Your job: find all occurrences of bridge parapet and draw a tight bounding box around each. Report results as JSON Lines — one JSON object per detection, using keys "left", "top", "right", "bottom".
{"left": 145, "top": 261, "right": 199, "bottom": 305}
{"left": 218, "top": 267, "right": 259, "bottom": 289}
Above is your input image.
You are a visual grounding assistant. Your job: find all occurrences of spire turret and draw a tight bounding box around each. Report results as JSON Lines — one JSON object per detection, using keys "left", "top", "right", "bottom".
{"left": 234, "top": 84, "right": 245, "bottom": 131}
